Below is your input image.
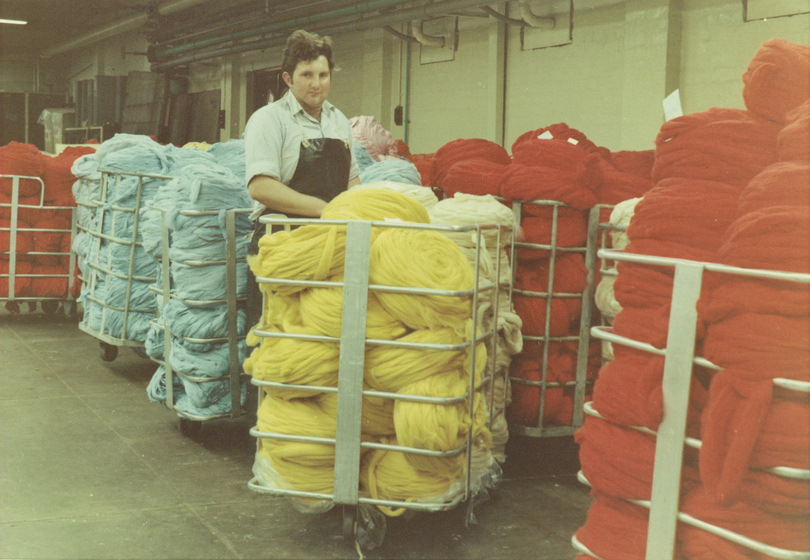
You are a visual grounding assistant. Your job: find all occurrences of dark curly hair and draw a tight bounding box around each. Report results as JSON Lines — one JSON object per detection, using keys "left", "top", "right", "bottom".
{"left": 281, "top": 30, "right": 334, "bottom": 78}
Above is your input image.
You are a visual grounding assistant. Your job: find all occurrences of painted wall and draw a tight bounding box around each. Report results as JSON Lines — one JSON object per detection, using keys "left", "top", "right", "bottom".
{"left": 27, "top": 0, "right": 810, "bottom": 152}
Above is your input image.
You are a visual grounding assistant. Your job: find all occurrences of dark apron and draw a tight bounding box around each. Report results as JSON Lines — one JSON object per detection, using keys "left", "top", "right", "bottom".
{"left": 246, "top": 136, "right": 351, "bottom": 329}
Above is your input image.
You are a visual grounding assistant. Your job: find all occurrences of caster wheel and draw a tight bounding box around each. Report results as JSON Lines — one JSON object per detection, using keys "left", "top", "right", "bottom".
{"left": 342, "top": 506, "right": 356, "bottom": 540}
{"left": 179, "top": 418, "right": 202, "bottom": 438}
{"left": 5, "top": 301, "right": 20, "bottom": 315}
{"left": 100, "top": 342, "right": 118, "bottom": 362}
{"left": 41, "top": 301, "right": 60, "bottom": 315}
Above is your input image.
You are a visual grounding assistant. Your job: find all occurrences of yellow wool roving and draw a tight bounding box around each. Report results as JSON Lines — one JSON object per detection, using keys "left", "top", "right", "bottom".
{"left": 255, "top": 391, "right": 338, "bottom": 494}
{"left": 360, "top": 436, "right": 458, "bottom": 516}
{"left": 248, "top": 188, "right": 430, "bottom": 298}
{"left": 364, "top": 320, "right": 487, "bottom": 393}
{"left": 369, "top": 228, "right": 475, "bottom": 333}
{"left": 244, "top": 294, "right": 341, "bottom": 398}
{"left": 317, "top": 391, "right": 396, "bottom": 437}
{"left": 298, "top": 276, "right": 409, "bottom": 339}
{"left": 394, "top": 375, "right": 492, "bottom": 476}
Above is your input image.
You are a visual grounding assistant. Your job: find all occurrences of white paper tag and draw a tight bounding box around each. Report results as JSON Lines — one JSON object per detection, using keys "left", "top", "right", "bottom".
{"left": 537, "top": 131, "right": 554, "bottom": 139}
{"left": 567, "top": 138, "right": 579, "bottom": 145}
{"left": 663, "top": 89, "right": 683, "bottom": 121}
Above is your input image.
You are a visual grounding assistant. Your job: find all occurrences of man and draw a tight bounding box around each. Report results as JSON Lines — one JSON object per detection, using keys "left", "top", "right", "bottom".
{"left": 244, "top": 29, "right": 360, "bottom": 220}
{"left": 243, "top": 29, "right": 360, "bottom": 327}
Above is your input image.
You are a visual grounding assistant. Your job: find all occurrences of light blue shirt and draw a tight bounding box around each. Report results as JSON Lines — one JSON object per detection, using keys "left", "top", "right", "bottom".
{"left": 244, "top": 93, "right": 360, "bottom": 219}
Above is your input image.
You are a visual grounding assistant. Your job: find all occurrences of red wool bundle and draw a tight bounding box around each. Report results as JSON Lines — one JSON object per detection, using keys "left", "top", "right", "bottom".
{"left": 512, "top": 295, "right": 573, "bottom": 338}
{"left": 518, "top": 213, "right": 588, "bottom": 260}
{"left": 41, "top": 146, "right": 95, "bottom": 207}
{"left": 609, "top": 150, "right": 655, "bottom": 181}
{"left": 440, "top": 159, "right": 507, "bottom": 198}
{"left": 777, "top": 100, "right": 810, "bottom": 162}
{"left": 596, "top": 161, "right": 655, "bottom": 205}
{"left": 737, "top": 161, "right": 810, "bottom": 215}
{"left": 27, "top": 263, "right": 70, "bottom": 298}
{"left": 413, "top": 158, "right": 435, "bottom": 187}
{"left": 507, "top": 341, "right": 599, "bottom": 426}
{"left": 0, "top": 259, "right": 32, "bottom": 297}
{"left": 432, "top": 138, "right": 511, "bottom": 188}
{"left": 498, "top": 164, "right": 598, "bottom": 210}
{"left": 612, "top": 261, "right": 676, "bottom": 310}
{"left": 1, "top": 217, "right": 34, "bottom": 256}
{"left": 574, "top": 494, "right": 653, "bottom": 560}
{"left": 715, "top": 206, "right": 810, "bottom": 273}
{"left": 742, "top": 38, "right": 810, "bottom": 124}
{"left": 698, "top": 274, "right": 810, "bottom": 323}
{"left": 590, "top": 351, "right": 709, "bottom": 434}
{"left": 679, "top": 486, "right": 810, "bottom": 559}
{"left": 512, "top": 138, "right": 604, "bottom": 183}
{"left": 576, "top": 415, "right": 701, "bottom": 501}
{"left": 652, "top": 108, "right": 781, "bottom": 187}
{"left": 626, "top": 179, "right": 742, "bottom": 251}
{"left": 394, "top": 139, "right": 412, "bottom": 161}
{"left": 513, "top": 254, "right": 587, "bottom": 334}
{"left": 511, "top": 122, "right": 603, "bottom": 156}
{"left": 0, "top": 142, "right": 47, "bottom": 198}
{"left": 31, "top": 215, "right": 72, "bottom": 267}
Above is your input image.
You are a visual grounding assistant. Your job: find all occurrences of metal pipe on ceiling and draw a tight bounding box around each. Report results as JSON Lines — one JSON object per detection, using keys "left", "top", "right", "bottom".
{"left": 152, "top": 0, "right": 496, "bottom": 71}
{"left": 518, "top": 0, "right": 555, "bottom": 29}
{"left": 150, "top": 0, "right": 417, "bottom": 62}
{"left": 39, "top": 0, "right": 216, "bottom": 58}
{"left": 410, "top": 19, "right": 445, "bottom": 48}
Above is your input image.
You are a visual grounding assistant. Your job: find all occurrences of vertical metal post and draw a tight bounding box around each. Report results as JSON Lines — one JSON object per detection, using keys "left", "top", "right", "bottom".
{"left": 645, "top": 261, "right": 704, "bottom": 559}
{"left": 67, "top": 206, "right": 78, "bottom": 300}
{"left": 8, "top": 177, "right": 20, "bottom": 299}
{"left": 225, "top": 210, "right": 242, "bottom": 417}
{"left": 572, "top": 206, "right": 601, "bottom": 427}
{"left": 333, "top": 221, "right": 371, "bottom": 506}
{"left": 160, "top": 209, "right": 174, "bottom": 410}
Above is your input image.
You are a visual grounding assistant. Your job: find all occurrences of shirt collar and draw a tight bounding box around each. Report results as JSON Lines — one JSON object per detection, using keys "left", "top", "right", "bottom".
{"left": 284, "top": 92, "right": 333, "bottom": 122}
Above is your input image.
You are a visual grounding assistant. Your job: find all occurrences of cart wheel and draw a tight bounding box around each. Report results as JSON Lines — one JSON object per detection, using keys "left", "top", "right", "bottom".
{"left": 63, "top": 301, "right": 79, "bottom": 320}
{"left": 5, "top": 301, "right": 20, "bottom": 315}
{"left": 41, "top": 301, "right": 60, "bottom": 315}
{"left": 27, "top": 301, "right": 37, "bottom": 313}
{"left": 354, "top": 504, "right": 386, "bottom": 554}
{"left": 342, "top": 506, "right": 356, "bottom": 541}
{"left": 100, "top": 342, "right": 118, "bottom": 362}
{"left": 179, "top": 418, "right": 202, "bottom": 439}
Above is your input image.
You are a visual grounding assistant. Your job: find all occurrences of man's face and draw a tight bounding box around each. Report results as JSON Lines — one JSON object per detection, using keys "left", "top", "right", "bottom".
{"left": 284, "top": 55, "right": 331, "bottom": 115}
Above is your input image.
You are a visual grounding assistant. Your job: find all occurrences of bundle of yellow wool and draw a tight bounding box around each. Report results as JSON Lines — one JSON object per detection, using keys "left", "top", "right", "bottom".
{"left": 369, "top": 228, "right": 476, "bottom": 334}
{"left": 255, "top": 391, "right": 340, "bottom": 494}
{"left": 317, "top": 391, "right": 396, "bottom": 437}
{"left": 360, "top": 437, "right": 459, "bottom": 516}
{"left": 364, "top": 320, "right": 486, "bottom": 392}
{"left": 248, "top": 188, "right": 429, "bottom": 297}
{"left": 394, "top": 375, "right": 492, "bottom": 476}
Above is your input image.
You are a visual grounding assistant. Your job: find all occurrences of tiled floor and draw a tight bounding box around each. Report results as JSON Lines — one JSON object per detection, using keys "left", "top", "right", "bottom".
{"left": 0, "top": 304, "right": 591, "bottom": 559}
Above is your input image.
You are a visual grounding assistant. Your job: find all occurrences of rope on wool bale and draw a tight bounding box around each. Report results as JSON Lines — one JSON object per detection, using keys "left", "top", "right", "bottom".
{"left": 368, "top": 227, "right": 476, "bottom": 334}
{"left": 249, "top": 188, "right": 430, "bottom": 297}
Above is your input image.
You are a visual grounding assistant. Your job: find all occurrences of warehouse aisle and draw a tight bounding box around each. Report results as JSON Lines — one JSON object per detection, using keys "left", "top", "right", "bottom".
{"left": 0, "top": 307, "right": 590, "bottom": 560}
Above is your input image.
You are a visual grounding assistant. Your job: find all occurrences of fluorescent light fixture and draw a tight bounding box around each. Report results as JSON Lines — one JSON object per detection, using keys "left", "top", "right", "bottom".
{"left": 0, "top": 18, "right": 28, "bottom": 25}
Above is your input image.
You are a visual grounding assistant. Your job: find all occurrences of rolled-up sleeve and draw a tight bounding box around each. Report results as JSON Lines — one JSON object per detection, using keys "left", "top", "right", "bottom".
{"left": 244, "top": 109, "right": 283, "bottom": 186}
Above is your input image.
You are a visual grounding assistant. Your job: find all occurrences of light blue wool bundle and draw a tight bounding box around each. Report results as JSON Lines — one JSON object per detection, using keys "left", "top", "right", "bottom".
{"left": 206, "top": 139, "right": 246, "bottom": 182}
{"left": 142, "top": 161, "right": 253, "bottom": 419}
{"left": 359, "top": 158, "right": 422, "bottom": 186}
{"left": 353, "top": 143, "right": 377, "bottom": 170}
{"left": 146, "top": 364, "right": 247, "bottom": 417}
{"left": 164, "top": 143, "right": 216, "bottom": 175}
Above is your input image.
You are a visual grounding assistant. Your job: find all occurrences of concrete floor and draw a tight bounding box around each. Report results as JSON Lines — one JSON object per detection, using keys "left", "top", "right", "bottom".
{"left": 0, "top": 304, "right": 591, "bottom": 560}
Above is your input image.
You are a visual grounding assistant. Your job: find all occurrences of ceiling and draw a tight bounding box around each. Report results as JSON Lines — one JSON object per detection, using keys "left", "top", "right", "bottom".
{"left": 0, "top": 0, "right": 152, "bottom": 58}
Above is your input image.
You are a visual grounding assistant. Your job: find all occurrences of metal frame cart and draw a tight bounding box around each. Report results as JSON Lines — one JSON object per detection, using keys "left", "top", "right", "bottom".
{"left": 574, "top": 248, "right": 810, "bottom": 560}
{"left": 1, "top": 174, "right": 78, "bottom": 316}
{"left": 247, "top": 217, "right": 512, "bottom": 552}
{"left": 148, "top": 206, "right": 252, "bottom": 437}
{"left": 506, "top": 199, "right": 597, "bottom": 437}
{"left": 78, "top": 168, "right": 171, "bottom": 361}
